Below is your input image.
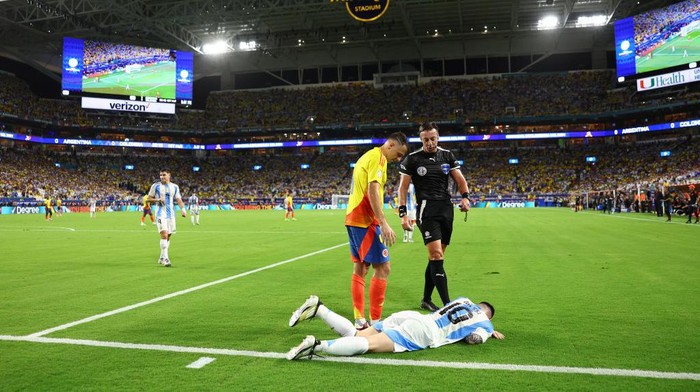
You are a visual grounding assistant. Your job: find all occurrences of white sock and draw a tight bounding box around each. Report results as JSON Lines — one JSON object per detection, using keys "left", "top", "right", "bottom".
{"left": 196, "top": 216, "right": 200, "bottom": 224}
{"left": 191, "top": 215, "right": 195, "bottom": 225}
{"left": 319, "top": 337, "right": 369, "bottom": 356}
{"left": 409, "top": 225, "right": 414, "bottom": 240}
{"left": 160, "top": 239, "right": 169, "bottom": 259}
{"left": 317, "top": 305, "right": 356, "bottom": 337}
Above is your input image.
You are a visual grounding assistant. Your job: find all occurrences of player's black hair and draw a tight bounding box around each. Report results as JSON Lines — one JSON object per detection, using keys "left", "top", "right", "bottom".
{"left": 418, "top": 121, "right": 438, "bottom": 134}
{"left": 480, "top": 301, "right": 495, "bottom": 319}
{"left": 159, "top": 168, "right": 171, "bottom": 174}
{"left": 387, "top": 131, "right": 408, "bottom": 147}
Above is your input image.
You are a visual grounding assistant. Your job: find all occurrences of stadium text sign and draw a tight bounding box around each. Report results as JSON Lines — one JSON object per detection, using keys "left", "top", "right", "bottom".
{"left": 637, "top": 68, "right": 700, "bottom": 92}
{"left": 81, "top": 97, "right": 175, "bottom": 114}
{"left": 334, "top": 0, "right": 390, "bottom": 22}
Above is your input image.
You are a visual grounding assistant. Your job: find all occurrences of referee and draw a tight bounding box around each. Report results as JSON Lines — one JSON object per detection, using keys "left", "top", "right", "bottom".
{"left": 398, "top": 122, "right": 471, "bottom": 312}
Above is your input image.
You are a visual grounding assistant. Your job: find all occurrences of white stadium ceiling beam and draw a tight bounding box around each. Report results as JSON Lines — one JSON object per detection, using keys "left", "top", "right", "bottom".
{"left": 398, "top": 2, "right": 422, "bottom": 58}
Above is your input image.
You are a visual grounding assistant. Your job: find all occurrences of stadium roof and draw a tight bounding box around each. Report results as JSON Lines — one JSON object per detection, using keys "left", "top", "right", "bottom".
{"left": 0, "top": 0, "right": 678, "bottom": 82}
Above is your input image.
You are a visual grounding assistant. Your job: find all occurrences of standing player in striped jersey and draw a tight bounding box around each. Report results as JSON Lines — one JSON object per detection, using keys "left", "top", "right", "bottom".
{"left": 346, "top": 132, "right": 408, "bottom": 329}
{"left": 286, "top": 295, "right": 504, "bottom": 360}
{"left": 402, "top": 182, "right": 417, "bottom": 243}
{"left": 148, "top": 169, "right": 186, "bottom": 267}
{"left": 188, "top": 192, "right": 201, "bottom": 225}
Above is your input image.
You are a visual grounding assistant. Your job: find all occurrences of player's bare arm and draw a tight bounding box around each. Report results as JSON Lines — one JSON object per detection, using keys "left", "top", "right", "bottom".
{"left": 451, "top": 169, "right": 471, "bottom": 212}
{"left": 398, "top": 174, "right": 412, "bottom": 231}
{"left": 368, "top": 181, "right": 395, "bottom": 247}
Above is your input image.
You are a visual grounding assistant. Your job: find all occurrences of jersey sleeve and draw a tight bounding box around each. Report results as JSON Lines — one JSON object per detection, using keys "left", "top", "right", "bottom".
{"left": 448, "top": 150, "right": 460, "bottom": 171}
{"left": 365, "top": 149, "right": 385, "bottom": 185}
{"left": 147, "top": 183, "right": 157, "bottom": 199}
{"left": 399, "top": 155, "right": 413, "bottom": 176}
{"left": 174, "top": 185, "right": 182, "bottom": 201}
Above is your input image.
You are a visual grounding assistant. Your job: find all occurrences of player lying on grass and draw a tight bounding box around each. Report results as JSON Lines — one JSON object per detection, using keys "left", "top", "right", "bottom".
{"left": 287, "top": 295, "right": 504, "bottom": 360}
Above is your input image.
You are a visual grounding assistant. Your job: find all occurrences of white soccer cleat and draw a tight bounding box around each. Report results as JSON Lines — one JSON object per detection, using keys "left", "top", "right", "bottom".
{"left": 289, "top": 295, "right": 321, "bottom": 327}
{"left": 354, "top": 319, "right": 370, "bottom": 330}
{"left": 162, "top": 259, "right": 171, "bottom": 267}
{"left": 158, "top": 258, "right": 165, "bottom": 265}
{"left": 286, "top": 335, "right": 319, "bottom": 360}
{"left": 140, "top": 222, "right": 146, "bottom": 226}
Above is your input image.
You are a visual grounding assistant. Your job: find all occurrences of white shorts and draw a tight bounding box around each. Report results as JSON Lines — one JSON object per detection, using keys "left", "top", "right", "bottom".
{"left": 156, "top": 217, "right": 177, "bottom": 234}
{"left": 189, "top": 207, "right": 200, "bottom": 215}
{"left": 373, "top": 311, "right": 439, "bottom": 352}
{"left": 89, "top": 207, "right": 96, "bottom": 213}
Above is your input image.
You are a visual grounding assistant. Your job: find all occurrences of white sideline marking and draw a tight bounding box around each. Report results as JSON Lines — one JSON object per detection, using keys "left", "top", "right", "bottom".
{"left": 27, "top": 242, "right": 348, "bottom": 337}
{"left": 1, "top": 335, "right": 698, "bottom": 381}
{"left": 186, "top": 357, "right": 216, "bottom": 369}
{"left": 584, "top": 212, "right": 700, "bottom": 226}
{"left": 0, "top": 226, "right": 76, "bottom": 232}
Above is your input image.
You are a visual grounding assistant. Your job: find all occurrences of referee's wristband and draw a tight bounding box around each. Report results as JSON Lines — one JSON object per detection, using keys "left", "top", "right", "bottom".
{"left": 398, "top": 205, "right": 407, "bottom": 217}
{"left": 461, "top": 192, "right": 470, "bottom": 200}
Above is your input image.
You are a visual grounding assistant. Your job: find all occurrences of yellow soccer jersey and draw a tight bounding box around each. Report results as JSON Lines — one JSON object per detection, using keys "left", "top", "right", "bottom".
{"left": 345, "top": 147, "right": 387, "bottom": 228}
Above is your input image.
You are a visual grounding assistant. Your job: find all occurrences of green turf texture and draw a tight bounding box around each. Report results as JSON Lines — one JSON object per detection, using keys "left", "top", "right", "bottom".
{"left": 1, "top": 208, "right": 698, "bottom": 391}
{"left": 637, "top": 29, "right": 700, "bottom": 74}
{"left": 83, "top": 61, "right": 176, "bottom": 99}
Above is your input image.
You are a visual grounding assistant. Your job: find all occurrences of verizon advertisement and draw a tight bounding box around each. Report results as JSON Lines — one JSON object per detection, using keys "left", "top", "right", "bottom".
{"left": 81, "top": 97, "right": 176, "bottom": 114}
{"left": 637, "top": 68, "right": 700, "bottom": 92}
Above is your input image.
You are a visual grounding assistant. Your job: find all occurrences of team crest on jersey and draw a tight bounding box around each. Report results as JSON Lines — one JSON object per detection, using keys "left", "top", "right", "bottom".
{"left": 441, "top": 164, "right": 450, "bottom": 174}
{"left": 382, "top": 249, "right": 389, "bottom": 258}
{"left": 417, "top": 166, "right": 427, "bottom": 176}
{"left": 377, "top": 169, "right": 383, "bottom": 178}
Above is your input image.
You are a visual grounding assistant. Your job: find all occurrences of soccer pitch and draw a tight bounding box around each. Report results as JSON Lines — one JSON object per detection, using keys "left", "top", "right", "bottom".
{"left": 82, "top": 62, "right": 176, "bottom": 99}
{"left": 637, "top": 30, "right": 700, "bottom": 75}
{"left": 1, "top": 209, "right": 698, "bottom": 390}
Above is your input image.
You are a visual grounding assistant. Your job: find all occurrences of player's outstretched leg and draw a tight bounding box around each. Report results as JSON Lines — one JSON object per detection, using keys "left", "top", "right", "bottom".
{"left": 289, "top": 295, "right": 321, "bottom": 327}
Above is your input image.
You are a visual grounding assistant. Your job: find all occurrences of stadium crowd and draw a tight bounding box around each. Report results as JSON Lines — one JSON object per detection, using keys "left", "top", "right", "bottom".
{"left": 2, "top": 136, "right": 698, "bottom": 209}
{"left": 634, "top": 0, "right": 700, "bottom": 57}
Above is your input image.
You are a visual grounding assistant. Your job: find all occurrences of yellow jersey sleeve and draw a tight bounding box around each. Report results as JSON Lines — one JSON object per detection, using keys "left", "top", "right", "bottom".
{"left": 345, "top": 147, "right": 387, "bottom": 228}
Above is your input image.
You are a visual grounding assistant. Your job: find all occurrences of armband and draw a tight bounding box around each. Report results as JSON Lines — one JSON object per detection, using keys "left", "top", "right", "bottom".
{"left": 398, "top": 205, "right": 407, "bottom": 217}
{"left": 461, "top": 192, "right": 470, "bottom": 200}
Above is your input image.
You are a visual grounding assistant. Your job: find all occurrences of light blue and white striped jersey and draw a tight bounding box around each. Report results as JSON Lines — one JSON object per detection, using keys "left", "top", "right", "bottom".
{"left": 187, "top": 195, "right": 199, "bottom": 206}
{"left": 148, "top": 182, "right": 182, "bottom": 219}
{"left": 406, "top": 183, "right": 416, "bottom": 212}
{"left": 429, "top": 297, "right": 494, "bottom": 348}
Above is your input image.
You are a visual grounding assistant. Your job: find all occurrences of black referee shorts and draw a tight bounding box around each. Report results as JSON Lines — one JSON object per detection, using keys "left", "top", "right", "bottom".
{"left": 416, "top": 199, "right": 454, "bottom": 246}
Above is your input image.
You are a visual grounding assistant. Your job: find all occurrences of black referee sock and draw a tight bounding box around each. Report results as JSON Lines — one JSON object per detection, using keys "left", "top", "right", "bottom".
{"left": 430, "top": 260, "right": 450, "bottom": 306}
{"left": 422, "top": 261, "right": 434, "bottom": 302}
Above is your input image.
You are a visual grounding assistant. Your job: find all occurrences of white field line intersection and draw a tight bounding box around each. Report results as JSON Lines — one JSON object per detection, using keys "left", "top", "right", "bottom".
{"left": 0, "top": 335, "right": 698, "bottom": 381}
{"left": 25, "top": 242, "right": 348, "bottom": 338}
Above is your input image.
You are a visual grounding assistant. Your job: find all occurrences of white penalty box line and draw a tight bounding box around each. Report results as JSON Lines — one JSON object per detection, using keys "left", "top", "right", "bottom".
{"left": 26, "top": 242, "right": 349, "bottom": 338}
{"left": 1, "top": 335, "right": 699, "bottom": 381}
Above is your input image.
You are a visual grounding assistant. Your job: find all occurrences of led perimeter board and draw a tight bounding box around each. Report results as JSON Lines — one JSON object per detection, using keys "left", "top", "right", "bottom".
{"left": 614, "top": 0, "right": 700, "bottom": 79}
{"left": 62, "top": 37, "right": 193, "bottom": 106}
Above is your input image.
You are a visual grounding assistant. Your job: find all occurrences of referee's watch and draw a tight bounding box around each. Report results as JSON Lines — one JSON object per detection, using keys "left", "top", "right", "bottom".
{"left": 398, "top": 205, "right": 407, "bottom": 217}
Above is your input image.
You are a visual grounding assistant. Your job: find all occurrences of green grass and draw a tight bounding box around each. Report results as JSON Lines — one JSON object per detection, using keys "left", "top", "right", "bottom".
{"left": 83, "top": 61, "right": 176, "bottom": 99}
{"left": 637, "top": 29, "right": 700, "bottom": 74}
{"left": 1, "top": 208, "right": 698, "bottom": 391}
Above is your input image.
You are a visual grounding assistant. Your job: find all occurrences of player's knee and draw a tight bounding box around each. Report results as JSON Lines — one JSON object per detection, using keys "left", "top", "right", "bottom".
{"left": 429, "top": 250, "right": 444, "bottom": 260}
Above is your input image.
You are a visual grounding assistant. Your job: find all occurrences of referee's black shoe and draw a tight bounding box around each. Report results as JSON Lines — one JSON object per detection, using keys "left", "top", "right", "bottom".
{"left": 420, "top": 299, "right": 439, "bottom": 312}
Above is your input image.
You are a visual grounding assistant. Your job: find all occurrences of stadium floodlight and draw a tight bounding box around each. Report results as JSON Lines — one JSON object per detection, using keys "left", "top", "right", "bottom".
{"left": 576, "top": 15, "right": 607, "bottom": 28}
{"left": 537, "top": 15, "right": 559, "bottom": 30}
{"left": 202, "top": 41, "right": 229, "bottom": 55}
{"left": 586, "top": 156, "right": 597, "bottom": 163}
{"left": 660, "top": 151, "right": 671, "bottom": 157}
{"left": 300, "top": 164, "right": 310, "bottom": 169}
{"left": 239, "top": 41, "right": 257, "bottom": 51}
{"left": 508, "top": 158, "right": 519, "bottom": 165}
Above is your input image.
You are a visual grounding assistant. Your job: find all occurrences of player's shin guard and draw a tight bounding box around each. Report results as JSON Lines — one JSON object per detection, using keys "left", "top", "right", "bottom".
{"left": 369, "top": 277, "right": 386, "bottom": 321}
{"left": 160, "top": 239, "right": 169, "bottom": 259}
{"left": 430, "top": 260, "right": 450, "bottom": 305}
{"left": 319, "top": 337, "right": 369, "bottom": 356}
{"left": 351, "top": 273, "right": 366, "bottom": 321}
{"left": 316, "top": 306, "right": 357, "bottom": 337}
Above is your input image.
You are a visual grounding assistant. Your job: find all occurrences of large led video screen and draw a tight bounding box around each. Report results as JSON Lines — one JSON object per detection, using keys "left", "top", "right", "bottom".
{"left": 615, "top": 0, "right": 700, "bottom": 78}
{"left": 62, "top": 37, "right": 193, "bottom": 106}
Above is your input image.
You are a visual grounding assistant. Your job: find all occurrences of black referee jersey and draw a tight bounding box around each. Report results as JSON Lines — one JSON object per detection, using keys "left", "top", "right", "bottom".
{"left": 399, "top": 147, "right": 461, "bottom": 201}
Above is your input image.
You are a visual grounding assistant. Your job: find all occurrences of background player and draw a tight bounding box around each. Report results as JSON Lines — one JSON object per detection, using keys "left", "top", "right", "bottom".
{"left": 44, "top": 196, "right": 53, "bottom": 221}
{"left": 284, "top": 190, "right": 296, "bottom": 221}
{"left": 148, "top": 169, "right": 186, "bottom": 267}
{"left": 88, "top": 197, "right": 97, "bottom": 218}
{"left": 141, "top": 194, "right": 155, "bottom": 226}
{"left": 287, "top": 294, "right": 504, "bottom": 360}
{"left": 403, "top": 182, "right": 417, "bottom": 243}
{"left": 346, "top": 132, "right": 408, "bottom": 329}
{"left": 188, "top": 192, "right": 201, "bottom": 225}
